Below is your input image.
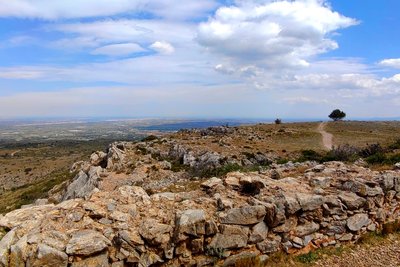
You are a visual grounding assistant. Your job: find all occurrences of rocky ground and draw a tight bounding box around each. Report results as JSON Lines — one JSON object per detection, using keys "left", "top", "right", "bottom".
{"left": 1, "top": 125, "right": 400, "bottom": 266}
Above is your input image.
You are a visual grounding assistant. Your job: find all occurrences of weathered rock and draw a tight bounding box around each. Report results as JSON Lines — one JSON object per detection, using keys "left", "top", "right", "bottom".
{"left": 9, "top": 235, "right": 28, "bottom": 267}
{"left": 0, "top": 229, "right": 17, "bottom": 266}
{"left": 139, "top": 219, "right": 172, "bottom": 246}
{"left": 347, "top": 214, "right": 370, "bottom": 232}
{"left": 295, "top": 221, "right": 320, "bottom": 237}
{"left": 200, "top": 178, "right": 223, "bottom": 191}
{"left": 256, "top": 235, "right": 282, "bottom": 254}
{"left": 33, "top": 244, "right": 68, "bottom": 267}
{"left": 249, "top": 221, "right": 268, "bottom": 244}
{"left": 284, "top": 195, "right": 301, "bottom": 215}
{"left": 220, "top": 205, "right": 266, "bottom": 225}
{"left": 208, "top": 225, "right": 249, "bottom": 249}
{"left": 377, "top": 173, "right": 395, "bottom": 192}
{"left": 106, "top": 143, "right": 126, "bottom": 171}
{"left": 66, "top": 230, "right": 111, "bottom": 256}
{"left": 296, "top": 193, "right": 324, "bottom": 211}
{"left": 176, "top": 209, "right": 206, "bottom": 240}
{"left": 338, "top": 192, "right": 366, "bottom": 210}
{"left": 90, "top": 151, "right": 107, "bottom": 167}
{"left": 310, "top": 177, "right": 331, "bottom": 188}
{"left": 0, "top": 205, "right": 55, "bottom": 229}
{"left": 117, "top": 230, "right": 144, "bottom": 248}
{"left": 70, "top": 252, "right": 109, "bottom": 267}
{"left": 63, "top": 167, "right": 102, "bottom": 200}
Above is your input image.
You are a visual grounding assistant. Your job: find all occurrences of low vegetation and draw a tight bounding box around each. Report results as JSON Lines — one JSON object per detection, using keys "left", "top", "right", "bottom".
{"left": 0, "top": 168, "right": 75, "bottom": 213}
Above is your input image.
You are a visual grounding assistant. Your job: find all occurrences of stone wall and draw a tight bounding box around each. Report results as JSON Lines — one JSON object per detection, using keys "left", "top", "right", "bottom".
{"left": 1, "top": 159, "right": 400, "bottom": 266}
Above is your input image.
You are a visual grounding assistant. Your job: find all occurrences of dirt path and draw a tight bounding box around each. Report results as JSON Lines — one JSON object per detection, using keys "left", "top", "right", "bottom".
{"left": 317, "top": 122, "right": 333, "bottom": 150}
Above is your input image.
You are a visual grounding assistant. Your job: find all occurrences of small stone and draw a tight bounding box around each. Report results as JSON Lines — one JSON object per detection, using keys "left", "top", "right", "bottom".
{"left": 338, "top": 233, "right": 353, "bottom": 242}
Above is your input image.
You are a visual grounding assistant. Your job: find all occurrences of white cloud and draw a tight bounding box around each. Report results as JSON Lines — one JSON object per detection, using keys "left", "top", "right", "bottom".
{"left": 197, "top": 0, "right": 358, "bottom": 71}
{"left": 150, "top": 41, "right": 175, "bottom": 55}
{"left": 0, "top": 0, "right": 217, "bottom": 20}
{"left": 91, "top": 43, "right": 146, "bottom": 56}
{"left": 379, "top": 58, "right": 400, "bottom": 69}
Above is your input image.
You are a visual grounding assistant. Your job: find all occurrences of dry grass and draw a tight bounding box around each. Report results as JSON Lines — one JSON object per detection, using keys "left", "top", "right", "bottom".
{"left": 326, "top": 121, "right": 400, "bottom": 147}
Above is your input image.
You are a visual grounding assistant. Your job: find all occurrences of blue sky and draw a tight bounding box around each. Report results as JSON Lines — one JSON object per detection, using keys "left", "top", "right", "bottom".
{"left": 0, "top": 0, "right": 400, "bottom": 119}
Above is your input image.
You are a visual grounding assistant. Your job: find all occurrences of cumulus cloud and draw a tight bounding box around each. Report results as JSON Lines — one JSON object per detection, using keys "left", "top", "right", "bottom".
{"left": 150, "top": 41, "right": 175, "bottom": 55}
{"left": 0, "top": 0, "right": 217, "bottom": 20}
{"left": 379, "top": 58, "right": 400, "bottom": 69}
{"left": 91, "top": 43, "right": 146, "bottom": 56}
{"left": 197, "top": 0, "right": 358, "bottom": 71}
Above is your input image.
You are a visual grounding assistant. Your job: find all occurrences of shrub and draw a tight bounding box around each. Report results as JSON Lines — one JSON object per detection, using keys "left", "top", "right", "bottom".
{"left": 388, "top": 139, "right": 400, "bottom": 150}
{"left": 366, "top": 153, "right": 387, "bottom": 164}
{"left": 359, "top": 143, "right": 384, "bottom": 157}
{"left": 141, "top": 135, "right": 159, "bottom": 142}
{"left": 324, "top": 144, "right": 359, "bottom": 162}
{"left": 275, "top": 118, "right": 282, "bottom": 124}
{"left": 298, "top": 149, "right": 323, "bottom": 162}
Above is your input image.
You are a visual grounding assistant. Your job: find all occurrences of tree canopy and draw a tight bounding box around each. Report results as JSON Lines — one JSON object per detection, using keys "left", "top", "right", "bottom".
{"left": 329, "top": 109, "right": 346, "bottom": 121}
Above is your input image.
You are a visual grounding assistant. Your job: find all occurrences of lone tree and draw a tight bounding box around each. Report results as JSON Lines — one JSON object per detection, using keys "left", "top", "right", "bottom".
{"left": 329, "top": 109, "right": 346, "bottom": 121}
{"left": 275, "top": 118, "right": 282, "bottom": 124}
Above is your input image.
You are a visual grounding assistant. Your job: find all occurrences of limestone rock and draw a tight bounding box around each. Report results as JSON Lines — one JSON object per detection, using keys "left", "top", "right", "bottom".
{"left": 249, "top": 221, "right": 268, "bottom": 244}
{"left": 295, "top": 221, "right": 320, "bottom": 237}
{"left": 347, "top": 214, "right": 370, "bottom": 232}
{"left": 220, "top": 205, "right": 266, "bottom": 225}
{"left": 256, "top": 235, "right": 282, "bottom": 254}
{"left": 208, "top": 225, "right": 249, "bottom": 249}
{"left": 33, "top": 244, "right": 68, "bottom": 267}
{"left": 90, "top": 151, "right": 107, "bottom": 167}
{"left": 0, "top": 229, "right": 17, "bottom": 267}
{"left": 70, "top": 252, "right": 109, "bottom": 267}
{"left": 176, "top": 209, "right": 206, "bottom": 239}
{"left": 66, "top": 230, "right": 111, "bottom": 256}
{"left": 338, "top": 192, "right": 366, "bottom": 210}
{"left": 139, "top": 219, "right": 172, "bottom": 246}
{"left": 200, "top": 178, "right": 223, "bottom": 191}
{"left": 0, "top": 205, "right": 55, "bottom": 229}
{"left": 63, "top": 167, "right": 102, "bottom": 200}
{"left": 296, "top": 193, "right": 324, "bottom": 211}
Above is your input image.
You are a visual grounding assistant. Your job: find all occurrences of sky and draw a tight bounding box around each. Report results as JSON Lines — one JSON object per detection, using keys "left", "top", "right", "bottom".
{"left": 0, "top": 0, "right": 400, "bottom": 119}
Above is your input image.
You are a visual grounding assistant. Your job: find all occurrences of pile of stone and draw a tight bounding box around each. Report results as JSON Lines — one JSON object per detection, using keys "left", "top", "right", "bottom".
{"left": 1, "top": 157, "right": 400, "bottom": 266}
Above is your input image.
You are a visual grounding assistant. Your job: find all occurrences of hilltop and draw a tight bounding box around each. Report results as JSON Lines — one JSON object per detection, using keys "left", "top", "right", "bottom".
{"left": 1, "top": 121, "right": 400, "bottom": 266}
